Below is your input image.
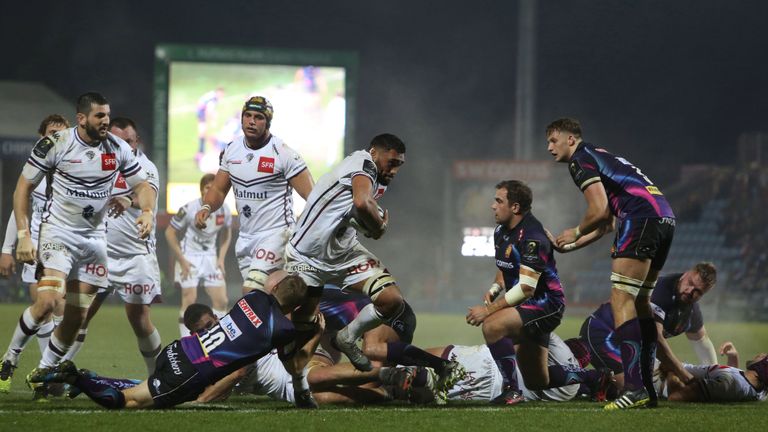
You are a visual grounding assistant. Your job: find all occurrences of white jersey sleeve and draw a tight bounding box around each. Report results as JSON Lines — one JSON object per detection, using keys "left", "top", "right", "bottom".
{"left": 107, "top": 151, "right": 158, "bottom": 257}
{"left": 2, "top": 212, "right": 16, "bottom": 254}
{"left": 117, "top": 140, "right": 147, "bottom": 189}
{"left": 683, "top": 363, "right": 766, "bottom": 402}
{"left": 169, "top": 202, "right": 192, "bottom": 232}
{"left": 22, "top": 133, "right": 62, "bottom": 185}
{"left": 276, "top": 141, "right": 308, "bottom": 181}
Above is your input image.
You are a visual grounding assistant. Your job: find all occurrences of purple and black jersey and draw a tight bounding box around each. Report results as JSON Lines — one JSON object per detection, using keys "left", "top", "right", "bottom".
{"left": 568, "top": 142, "right": 674, "bottom": 221}
{"left": 494, "top": 213, "right": 565, "bottom": 309}
{"left": 180, "top": 289, "right": 296, "bottom": 384}
{"left": 589, "top": 274, "right": 702, "bottom": 338}
{"left": 319, "top": 287, "right": 371, "bottom": 333}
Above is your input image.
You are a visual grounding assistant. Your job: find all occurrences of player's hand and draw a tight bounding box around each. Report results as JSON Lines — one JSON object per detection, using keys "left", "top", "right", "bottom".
{"left": 719, "top": 341, "right": 738, "bottom": 357}
{"left": 483, "top": 291, "right": 496, "bottom": 306}
{"left": 216, "top": 258, "right": 226, "bottom": 279}
{"left": 294, "top": 389, "right": 319, "bottom": 409}
{"left": 195, "top": 208, "right": 210, "bottom": 229}
{"left": 466, "top": 304, "right": 490, "bottom": 326}
{"left": 107, "top": 196, "right": 132, "bottom": 218}
{"left": 0, "top": 253, "right": 16, "bottom": 277}
{"left": 314, "top": 312, "right": 326, "bottom": 334}
{"left": 555, "top": 228, "right": 579, "bottom": 248}
{"left": 180, "top": 259, "right": 193, "bottom": 280}
{"left": 15, "top": 234, "right": 36, "bottom": 264}
{"left": 135, "top": 210, "right": 154, "bottom": 239}
{"left": 369, "top": 209, "right": 389, "bottom": 240}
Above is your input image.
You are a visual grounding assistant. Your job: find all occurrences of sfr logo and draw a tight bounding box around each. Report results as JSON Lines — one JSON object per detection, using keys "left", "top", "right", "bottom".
{"left": 102, "top": 153, "right": 117, "bottom": 171}
{"left": 257, "top": 157, "right": 275, "bottom": 173}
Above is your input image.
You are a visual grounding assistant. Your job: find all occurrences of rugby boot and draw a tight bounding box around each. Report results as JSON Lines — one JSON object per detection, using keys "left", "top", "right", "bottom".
{"left": 294, "top": 389, "right": 319, "bottom": 409}
{"left": 436, "top": 360, "right": 466, "bottom": 393}
{"left": 409, "top": 368, "right": 444, "bottom": 405}
{"left": 0, "top": 359, "right": 16, "bottom": 393}
{"left": 490, "top": 386, "right": 525, "bottom": 406}
{"left": 27, "top": 360, "right": 79, "bottom": 385}
{"left": 331, "top": 329, "right": 372, "bottom": 372}
{"left": 603, "top": 387, "right": 650, "bottom": 410}
{"left": 590, "top": 369, "right": 614, "bottom": 402}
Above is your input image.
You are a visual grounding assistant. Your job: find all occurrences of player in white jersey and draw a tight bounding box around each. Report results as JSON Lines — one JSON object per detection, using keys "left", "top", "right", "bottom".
{"left": 194, "top": 96, "right": 313, "bottom": 292}
{"left": 658, "top": 341, "right": 767, "bottom": 403}
{"left": 13, "top": 93, "right": 155, "bottom": 396}
{"left": 166, "top": 173, "right": 232, "bottom": 337}
{"left": 285, "top": 134, "right": 463, "bottom": 396}
{"left": 0, "top": 115, "right": 70, "bottom": 393}
{"left": 63, "top": 118, "right": 164, "bottom": 375}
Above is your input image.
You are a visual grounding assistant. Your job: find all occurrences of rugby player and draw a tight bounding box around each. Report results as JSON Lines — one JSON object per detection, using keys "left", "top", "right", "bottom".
{"left": 547, "top": 118, "right": 675, "bottom": 409}
{"left": 166, "top": 173, "right": 232, "bottom": 336}
{"left": 0, "top": 115, "right": 70, "bottom": 393}
{"left": 16, "top": 93, "right": 155, "bottom": 396}
{"left": 576, "top": 262, "right": 717, "bottom": 390}
{"left": 285, "top": 133, "right": 464, "bottom": 394}
{"left": 194, "top": 96, "right": 313, "bottom": 292}
{"left": 29, "top": 272, "right": 321, "bottom": 409}
{"left": 465, "top": 180, "right": 611, "bottom": 405}
{"left": 195, "top": 87, "right": 224, "bottom": 161}
{"left": 61, "top": 118, "right": 164, "bottom": 374}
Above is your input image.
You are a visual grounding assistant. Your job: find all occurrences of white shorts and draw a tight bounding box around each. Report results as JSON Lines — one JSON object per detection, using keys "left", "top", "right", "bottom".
{"left": 285, "top": 242, "right": 385, "bottom": 289}
{"left": 174, "top": 253, "right": 224, "bottom": 289}
{"left": 236, "top": 351, "right": 295, "bottom": 403}
{"left": 22, "top": 263, "right": 37, "bottom": 285}
{"left": 102, "top": 254, "right": 162, "bottom": 305}
{"left": 446, "top": 345, "right": 503, "bottom": 402}
{"left": 236, "top": 227, "right": 289, "bottom": 281}
{"left": 520, "top": 333, "right": 580, "bottom": 402}
{"left": 38, "top": 224, "right": 108, "bottom": 287}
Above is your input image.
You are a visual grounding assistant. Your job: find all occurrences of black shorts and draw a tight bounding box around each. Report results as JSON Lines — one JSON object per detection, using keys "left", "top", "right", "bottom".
{"left": 579, "top": 315, "right": 623, "bottom": 374}
{"left": 147, "top": 341, "right": 208, "bottom": 408}
{"left": 611, "top": 217, "right": 675, "bottom": 270}
{"left": 516, "top": 297, "right": 564, "bottom": 347}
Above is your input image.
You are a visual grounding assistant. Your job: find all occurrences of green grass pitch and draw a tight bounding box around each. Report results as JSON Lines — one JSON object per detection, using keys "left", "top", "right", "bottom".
{"left": 0, "top": 303, "right": 766, "bottom": 431}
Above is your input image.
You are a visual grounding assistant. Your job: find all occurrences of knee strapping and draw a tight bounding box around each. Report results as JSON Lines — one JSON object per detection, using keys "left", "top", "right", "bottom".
{"left": 243, "top": 269, "right": 269, "bottom": 291}
{"left": 363, "top": 269, "right": 397, "bottom": 301}
{"left": 610, "top": 272, "right": 645, "bottom": 297}
{"left": 638, "top": 279, "right": 656, "bottom": 298}
{"left": 37, "top": 276, "right": 66, "bottom": 295}
{"left": 66, "top": 292, "right": 96, "bottom": 309}
{"left": 383, "top": 300, "right": 417, "bottom": 344}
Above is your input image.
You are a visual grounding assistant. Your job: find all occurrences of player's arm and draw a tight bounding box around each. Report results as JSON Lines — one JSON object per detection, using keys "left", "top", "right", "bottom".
{"left": 686, "top": 326, "right": 718, "bottom": 365}
{"left": 556, "top": 182, "right": 612, "bottom": 248}
{"left": 288, "top": 169, "right": 314, "bottom": 201}
{"left": 467, "top": 265, "right": 539, "bottom": 326}
{"left": 548, "top": 217, "right": 614, "bottom": 253}
{"left": 13, "top": 175, "right": 40, "bottom": 263}
{"left": 1, "top": 212, "right": 18, "bottom": 276}
{"left": 164, "top": 224, "right": 193, "bottom": 279}
{"left": 655, "top": 321, "right": 695, "bottom": 384}
{"left": 482, "top": 269, "right": 506, "bottom": 305}
{"left": 131, "top": 181, "right": 157, "bottom": 239}
{"left": 194, "top": 367, "right": 248, "bottom": 403}
{"left": 351, "top": 175, "right": 387, "bottom": 239}
{"left": 718, "top": 341, "right": 740, "bottom": 368}
{"left": 196, "top": 170, "right": 231, "bottom": 229}
{"left": 666, "top": 377, "right": 705, "bottom": 402}
{"left": 217, "top": 224, "right": 232, "bottom": 274}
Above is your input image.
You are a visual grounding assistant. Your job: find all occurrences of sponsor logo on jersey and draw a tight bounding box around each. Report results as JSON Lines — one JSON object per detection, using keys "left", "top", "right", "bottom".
{"left": 33, "top": 137, "right": 55, "bottom": 158}
{"left": 152, "top": 378, "right": 161, "bottom": 393}
{"left": 85, "top": 263, "right": 108, "bottom": 277}
{"left": 237, "top": 298, "right": 263, "bottom": 328}
{"left": 115, "top": 173, "right": 127, "bottom": 189}
{"left": 86, "top": 150, "right": 95, "bottom": 160}
{"left": 504, "top": 244, "right": 513, "bottom": 258}
{"left": 246, "top": 153, "right": 254, "bottom": 162}
{"left": 82, "top": 205, "right": 95, "bottom": 219}
{"left": 65, "top": 159, "right": 82, "bottom": 163}
{"left": 374, "top": 187, "right": 386, "bottom": 200}
{"left": 646, "top": 185, "right": 662, "bottom": 195}
{"left": 101, "top": 153, "right": 117, "bottom": 170}
{"left": 522, "top": 240, "right": 541, "bottom": 263}
{"left": 167, "top": 348, "right": 183, "bottom": 375}
{"left": 230, "top": 160, "right": 242, "bottom": 164}
{"left": 242, "top": 205, "right": 252, "bottom": 218}
{"left": 257, "top": 157, "right": 275, "bottom": 173}
{"left": 216, "top": 214, "right": 225, "bottom": 225}
{"left": 495, "top": 260, "right": 517, "bottom": 270}
{"left": 234, "top": 190, "right": 268, "bottom": 200}
{"left": 220, "top": 315, "right": 242, "bottom": 340}
{"left": 67, "top": 188, "right": 111, "bottom": 199}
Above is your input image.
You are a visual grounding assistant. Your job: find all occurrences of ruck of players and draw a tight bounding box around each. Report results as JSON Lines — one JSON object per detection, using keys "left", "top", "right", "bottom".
{"left": 1, "top": 94, "right": 765, "bottom": 411}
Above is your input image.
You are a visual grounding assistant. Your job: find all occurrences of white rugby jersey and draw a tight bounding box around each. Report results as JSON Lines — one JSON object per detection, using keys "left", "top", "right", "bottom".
{"left": 290, "top": 150, "right": 387, "bottom": 262}
{"left": 170, "top": 198, "right": 232, "bottom": 255}
{"left": 219, "top": 134, "right": 307, "bottom": 234}
{"left": 683, "top": 363, "right": 767, "bottom": 402}
{"left": 21, "top": 127, "right": 146, "bottom": 235}
{"left": 107, "top": 150, "right": 159, "bottom": 257}
{"left": 2, "top": 178, "right": 48, "bottom": 254}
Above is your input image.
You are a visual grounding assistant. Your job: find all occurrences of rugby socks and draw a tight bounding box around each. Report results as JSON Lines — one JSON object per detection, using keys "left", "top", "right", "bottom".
{"left": 52, "top": 314, "right": 63, "bottom": 327}
{"left": 179, "top": 314, "right": 190, "bottom": 338}
{"left": 63, "top": 329, "right": 88, "bottom": 361}
{"left": 487, "top": 338, "right": 520, "bottom": 391}
{"left": 343, "top": 303, "right": 384, "bottom": 342}
{"left": 74, "top": 374, "right": 127, "bottom": 409}
{"left": 36, "top": 318, "right": 55, "bottom": 354}
{"left": 386, "top": 341, "right": 446, "bottom": 371}
{"left": 615, "top": 318, "right": 644, "bottom": 391}
{"left": 547, "top": 364, "right": 603, "bottom": 387}
{"left": 138, "top": 328, "right": 162, "bottom": 374}
{"left": 5, "top": 307, "right": 41, "bottom": 363}
{"left": 40, "top": 333, "right": 71, "bottom": 368}
{"left": 639, "top": 317, "right": 658, "bottom": 400}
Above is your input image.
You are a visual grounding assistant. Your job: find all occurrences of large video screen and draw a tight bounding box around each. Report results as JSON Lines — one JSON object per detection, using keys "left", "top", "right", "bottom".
{"left": 155, "top": 45, "right": 357, "bottom": 213}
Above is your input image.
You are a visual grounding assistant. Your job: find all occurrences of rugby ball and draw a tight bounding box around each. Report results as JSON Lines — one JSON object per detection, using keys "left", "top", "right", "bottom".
{"left": 346, "top": 205, "right": 385, "bottom": 236}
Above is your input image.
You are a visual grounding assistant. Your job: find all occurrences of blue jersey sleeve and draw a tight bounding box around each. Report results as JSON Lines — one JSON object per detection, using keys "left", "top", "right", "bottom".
{"left": 569, "top": 151, "right": 601, "bottom": 191}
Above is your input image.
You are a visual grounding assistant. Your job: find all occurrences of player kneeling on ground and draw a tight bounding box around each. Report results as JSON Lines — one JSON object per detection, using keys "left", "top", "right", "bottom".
{"left": 28, "top": 273, "right": 322, "bottom": 409}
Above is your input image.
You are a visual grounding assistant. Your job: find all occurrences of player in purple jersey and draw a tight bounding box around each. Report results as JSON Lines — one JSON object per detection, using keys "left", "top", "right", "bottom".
{"left": 465, "top": 181, "right": 612, "bottom": 405}
{"left": 574, "top": 262, "right": 717, "bottom": 391}
{"left": 28, "top": 272, "right": 322, "bottom": 409}
{"left": 546, "top": 118, "right": 676, "bottom": 409}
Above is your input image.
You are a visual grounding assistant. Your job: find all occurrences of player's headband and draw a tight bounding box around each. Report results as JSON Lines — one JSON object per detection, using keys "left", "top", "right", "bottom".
{"left": 242, "top": 96, "right": 273, "bottom": 123}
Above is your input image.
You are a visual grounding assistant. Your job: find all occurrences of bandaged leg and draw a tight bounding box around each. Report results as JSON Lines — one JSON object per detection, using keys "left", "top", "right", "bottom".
{"left": 40, "top": 291, "right": 95, "bottom": 368}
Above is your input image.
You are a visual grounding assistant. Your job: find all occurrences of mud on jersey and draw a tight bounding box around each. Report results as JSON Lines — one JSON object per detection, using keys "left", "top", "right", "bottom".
{"left": 568, "top": 142, "right": 674, "bottom": 221}
{"left": 21, "top": 127, "right": 147, "bottom": 235}
{"left": 219, "top": 134, "right": 307, "bottom": 235}
{"left": 290, "top": 150, "right": 387, "bottom": 262}
{"left": 170, "top": 198, "right": 232, "bottom": 255}
{"left": 107, "top": 149, "right": 159, "bottom": 257}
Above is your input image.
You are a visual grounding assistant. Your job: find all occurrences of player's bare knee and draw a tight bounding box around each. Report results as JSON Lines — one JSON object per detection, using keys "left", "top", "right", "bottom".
{"left": 373, "top": 287, "right": 403, "bottom": 318}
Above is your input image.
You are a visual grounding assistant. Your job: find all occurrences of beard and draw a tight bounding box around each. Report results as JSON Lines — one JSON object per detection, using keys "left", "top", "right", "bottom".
{"left": 84, "top": 122, "right": 105, "bottom": 141}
